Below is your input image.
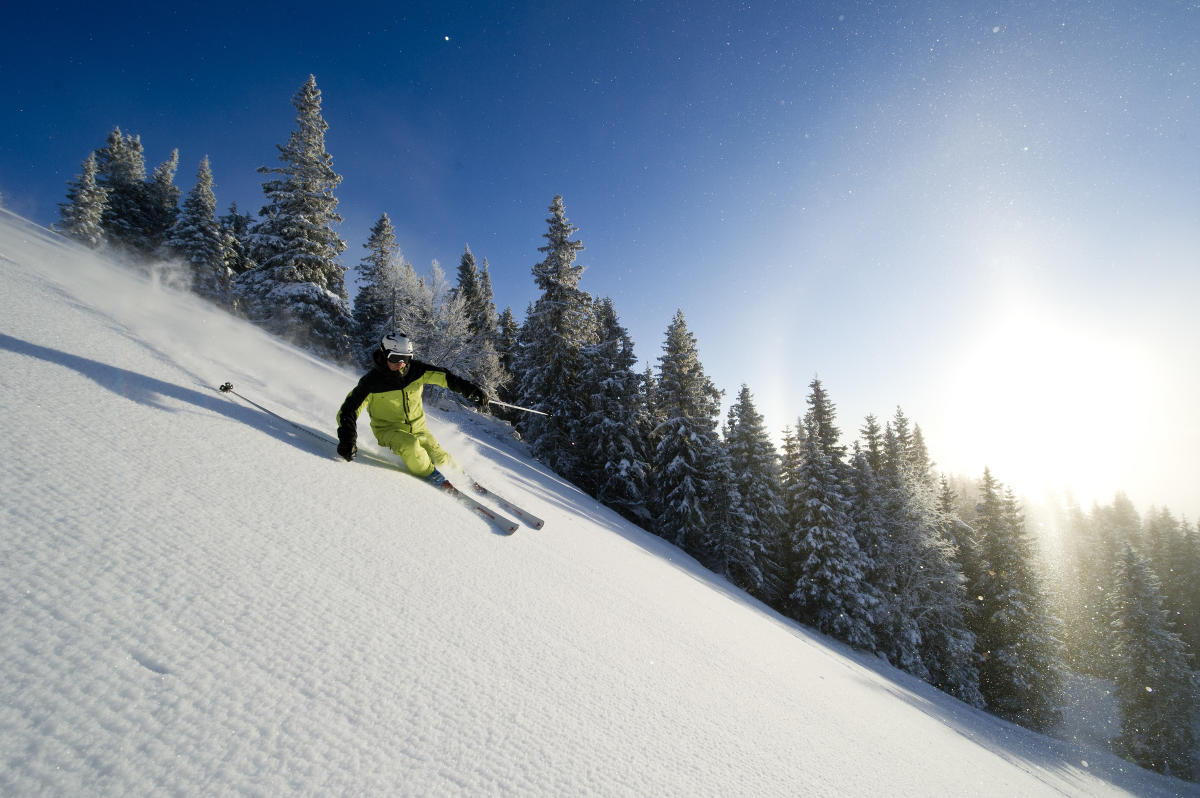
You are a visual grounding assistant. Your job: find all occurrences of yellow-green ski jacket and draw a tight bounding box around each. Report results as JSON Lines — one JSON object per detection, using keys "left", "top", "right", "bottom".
{"left": 336, "top": 350, "right": 477, "bottom": 445}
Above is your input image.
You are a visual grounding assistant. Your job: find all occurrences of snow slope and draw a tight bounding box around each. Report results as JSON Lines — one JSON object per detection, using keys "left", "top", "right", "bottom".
{"left": 1, "top": 210, "right": 1194, "bottom": 797}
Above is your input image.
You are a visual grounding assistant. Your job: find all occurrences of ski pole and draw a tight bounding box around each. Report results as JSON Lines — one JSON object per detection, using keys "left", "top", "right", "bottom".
{"left": 488, "top": 398, "right": 550, "bottom": 416}
{"left": 216, "top": 381, "right": 340, "bottom": 448}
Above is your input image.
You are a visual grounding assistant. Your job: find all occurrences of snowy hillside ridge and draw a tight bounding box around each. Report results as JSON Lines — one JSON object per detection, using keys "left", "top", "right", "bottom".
{"left": 1, "top": 208, "right": 1194, "bottom": 797}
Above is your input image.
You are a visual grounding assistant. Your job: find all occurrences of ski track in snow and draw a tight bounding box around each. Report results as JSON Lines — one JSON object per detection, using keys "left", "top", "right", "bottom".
{"left": 1, "top": 210, "right": 1195, "bottom": 797}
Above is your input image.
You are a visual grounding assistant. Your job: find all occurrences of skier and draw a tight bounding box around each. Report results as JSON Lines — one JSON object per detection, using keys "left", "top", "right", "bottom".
{"left": 336, "top": 332, "right": 489, "bottom": 488}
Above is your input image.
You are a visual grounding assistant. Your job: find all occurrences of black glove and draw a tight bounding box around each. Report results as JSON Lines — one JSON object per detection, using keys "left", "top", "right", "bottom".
{"left": 337, "top": 438, "right": 357, "bottom": 462}
{"left": 467, "top": 384, "right": 490, "bottom": 411}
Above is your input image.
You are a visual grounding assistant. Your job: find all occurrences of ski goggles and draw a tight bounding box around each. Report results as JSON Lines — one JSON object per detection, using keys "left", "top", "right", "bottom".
{"left": 386, "top": 352, "right": 411, "bottom": 364}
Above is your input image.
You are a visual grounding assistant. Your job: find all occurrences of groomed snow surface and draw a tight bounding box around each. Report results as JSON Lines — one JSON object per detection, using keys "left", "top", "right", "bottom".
{"left": 1, "top": 210, "right": 1194, "bottom": 796}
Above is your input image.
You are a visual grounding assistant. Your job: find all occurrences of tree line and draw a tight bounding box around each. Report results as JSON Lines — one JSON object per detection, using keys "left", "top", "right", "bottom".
{"left": 56, "top": 75, "right": 1197, "bottom": 782}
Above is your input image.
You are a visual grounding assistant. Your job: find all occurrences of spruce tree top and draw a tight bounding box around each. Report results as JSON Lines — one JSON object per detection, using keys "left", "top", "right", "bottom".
{"left": 252, "top": 74, "right": 347, "bottom": 294}
{"left": 533, "top": 195, "right": 585, "bottom": 291}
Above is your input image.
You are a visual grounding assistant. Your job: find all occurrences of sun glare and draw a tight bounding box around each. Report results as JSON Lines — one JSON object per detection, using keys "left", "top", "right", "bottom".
{"left": 936, "top": 307, "right": 1155, "bottom": 507}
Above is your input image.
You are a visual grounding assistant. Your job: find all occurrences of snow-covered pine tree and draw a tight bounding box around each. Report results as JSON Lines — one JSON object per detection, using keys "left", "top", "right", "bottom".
{"left": 447, "top": 247, "right": 505, "bottom": 393}
{"left": 1068, "top": 494, "right": 1141, "bottom": 677}
{"left": 143, "top": 149, "right": 181, "bottom": 257}
{"left": 939, "top": 476, "right": 982, "bottom": 615}
{"left": 59, "top": 152, "right": 108, "bottom": 249}
{"left": 93, "top": 127, "right": 147, "bottom": 251}
{"left": 871, "top": 418, "right": 925, "bottom": 675}
{"left": 1141, "top": 507, "right": 1200, "bottom": 663}
{"left": 779, "top": 423, "right": 803, "bottom": 513}
{"left": 909, "top": 423, "right": 932, "bottom": 480}
{"left": 858, "top": 414, "right": 884, "bottom": 474}
{"left": 1168, "top": 517, "right": 1200, "bottom": 662}
{"left": 901, "top": 416, "right": 982, "bottom": 706}
{"left": 91, "top": 129, "right": 180, "bottom": 257}
{"left": 788, "top": 378, "right": 874, "bottom": 649}
{"left": 495, "top": 307, "right": 520, "bottom": 401}
{"left": 776, "top": 421, "right": 806, "bottom": 611}
{"left": 969, "top": 470, "right": 1066, "bottom": 732}
{"left": 453, "top": 245, "right": 498, "bottom": 338}
{"left": 513, "top": 196, "right": 596, "bottom": 483}
{"left": 1059, "top": 497, "right": 1105, "bottom": 673}
{"left": 651, "top": 310, "right": 722, "bottom": 555}
{"left": 454, "top": 245, "right": 482, "bottom": 313}
{"left": 1108, "top": 543, "right": 1198, "bottom": 778}
{"left": 635, "top": 364, "right": 661, "bottom": 505}
{"left": 932, "top": 476, "right": 986, "bottom": 707}
{"left": 351, "top": 213, "right": 402, "bottom": 366}
{"left": 724, "top": 385, "right": 787, "bottom": 602}
{"left": 850, "top": 415, "right": 888, "bottom": 624}
{"left": 167, "top": 156, "right": 230, "bottom": 302}
{"left": 872, "top": 409, "right": 980, "bottom": 701}
{"left": 578, "top": 298, "right": 651, "bottom": 524}
{"left": 218, "top": 203, "right": 256, "bottom": 279}
{"left": 238, "top": 75, "right": 351, "bottom": 361}
{"left": 478, "top": 259, "right": 497, "bottom": 331}
{"left": 1142, "top": 507, "right": 1176, "bottom": 590}
{"left": 639, "top": 364, "right": 661, "bottom": 459}
{"left": 702, "top": 434, "right": 759, "bottom": 590}
{"left": 1096, "top": 493, "right": 1143, "bottom": 579}
{"left": 846, "top": 444, "right": 888, "bottom": 648}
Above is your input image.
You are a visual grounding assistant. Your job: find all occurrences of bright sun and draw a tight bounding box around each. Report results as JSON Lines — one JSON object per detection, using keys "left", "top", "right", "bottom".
{"left": 937, "top": 308, "right": 1155, "bottom": 506}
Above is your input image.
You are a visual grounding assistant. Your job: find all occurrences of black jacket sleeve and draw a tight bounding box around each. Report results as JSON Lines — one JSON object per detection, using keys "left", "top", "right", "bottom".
{"left": 336, "top": 375, "right": 373, "bottom": 443}
{"left": 443, "top": 370, "right": 479, "bottom": 398}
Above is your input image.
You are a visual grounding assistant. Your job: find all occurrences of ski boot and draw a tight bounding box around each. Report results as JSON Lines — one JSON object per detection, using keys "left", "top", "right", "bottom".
{"left": 425, "top": 468, "right": 454, "bottom": 491}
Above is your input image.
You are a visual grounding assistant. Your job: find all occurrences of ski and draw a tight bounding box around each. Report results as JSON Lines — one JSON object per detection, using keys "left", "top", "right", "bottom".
{"left": 447, "top": 486, "right": 519, "bottom": 535}
{"left": 462, "top": 476, "right": 545, "bottom": 530}
{"left": 426, "top": 473, "right": 518, "bottom": 535}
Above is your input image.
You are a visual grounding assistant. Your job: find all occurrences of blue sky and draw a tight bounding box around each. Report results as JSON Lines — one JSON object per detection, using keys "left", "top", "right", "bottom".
{"left": 2, "top": 1, "right": 1197, "bottom": 519}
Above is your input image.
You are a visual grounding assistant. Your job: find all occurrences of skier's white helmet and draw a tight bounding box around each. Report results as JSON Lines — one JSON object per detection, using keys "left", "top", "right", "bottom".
{"left": 381, "top": 332, "right": 414, "bottom": 361}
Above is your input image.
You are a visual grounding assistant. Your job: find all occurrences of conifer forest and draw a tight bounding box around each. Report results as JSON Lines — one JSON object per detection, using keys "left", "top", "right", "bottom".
{"left": 53, "top": 76, "right": 1198, "bottom": 781}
